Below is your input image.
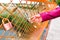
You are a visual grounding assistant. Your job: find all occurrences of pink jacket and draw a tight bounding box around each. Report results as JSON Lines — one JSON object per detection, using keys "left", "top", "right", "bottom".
{"left": 40, "top": 7, "right": 60, "bottom": 22}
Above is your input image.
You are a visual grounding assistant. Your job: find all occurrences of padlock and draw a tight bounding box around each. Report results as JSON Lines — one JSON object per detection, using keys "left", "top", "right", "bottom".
{"left": 2, "top": 18, "right": 13, "bottom": 30}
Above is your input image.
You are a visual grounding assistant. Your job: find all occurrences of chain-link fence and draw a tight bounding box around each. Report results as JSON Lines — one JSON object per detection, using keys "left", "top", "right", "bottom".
{"left": 0, "top": 0, "right": 54, "bottom": 40}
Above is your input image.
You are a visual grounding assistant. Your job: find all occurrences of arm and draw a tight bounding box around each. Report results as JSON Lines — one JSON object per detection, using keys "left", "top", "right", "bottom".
{"left": 40, "top": 7, "right": 60, "bottom": 22}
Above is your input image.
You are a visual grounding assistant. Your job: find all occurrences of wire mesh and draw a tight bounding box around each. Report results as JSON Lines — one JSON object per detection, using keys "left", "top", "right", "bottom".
{"left": 0, "top": 0, "right": 56, "bottom": 40}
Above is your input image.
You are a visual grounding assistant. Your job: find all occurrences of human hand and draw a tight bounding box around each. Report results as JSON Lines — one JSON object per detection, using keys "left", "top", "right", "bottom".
{"left": 29, "top": 14, "right": 42, "bottom": 23}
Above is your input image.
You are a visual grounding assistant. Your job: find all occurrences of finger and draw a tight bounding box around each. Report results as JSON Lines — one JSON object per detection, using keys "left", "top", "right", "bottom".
{"left": 30, "top": 17, "right": 40, "bottom": 23}
{"left": 30, "top": 16, "right": 36, "bottom": 22}
{"left": 31, "top": 16, "right": 36, "bottom": 20}
{"left": 35, "top": 14, "right": 40, "bottom": 18}
{"left": 28, "top": 17, "right": 36, "bottom": 23}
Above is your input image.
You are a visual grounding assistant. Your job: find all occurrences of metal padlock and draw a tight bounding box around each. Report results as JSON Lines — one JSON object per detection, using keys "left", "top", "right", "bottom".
{"left": 2, "top": 18, "right": 13, "bottom": 30}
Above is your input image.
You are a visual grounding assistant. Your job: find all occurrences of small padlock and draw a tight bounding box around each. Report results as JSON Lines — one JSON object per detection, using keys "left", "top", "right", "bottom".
{"left": 2, "top": 18, "right": 13, "bottom": 30}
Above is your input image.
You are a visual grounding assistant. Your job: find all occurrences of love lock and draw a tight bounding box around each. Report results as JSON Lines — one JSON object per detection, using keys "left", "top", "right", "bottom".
{"left": 2, "top": 18, "right": 13, "bottom": 30}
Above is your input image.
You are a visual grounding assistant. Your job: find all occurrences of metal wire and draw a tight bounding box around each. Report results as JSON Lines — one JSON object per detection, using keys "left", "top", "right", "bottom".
{"left": 0, "top": 0, "right": 51, "bottom": 40}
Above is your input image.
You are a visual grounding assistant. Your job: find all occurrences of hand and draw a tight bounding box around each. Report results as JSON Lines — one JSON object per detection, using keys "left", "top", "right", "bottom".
{"left": 28, "top": 14, "right": 47, "bottom": 40}
{"left": 29, "top": 14, "right": 42, "bottom": 23}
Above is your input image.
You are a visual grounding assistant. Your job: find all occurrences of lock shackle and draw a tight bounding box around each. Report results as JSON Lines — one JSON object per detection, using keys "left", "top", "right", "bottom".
{"left": 2, "top": 18, "right": 10, "bottom": 24}
{"left": 2, "top": 18, "right": 13, "bottom": 30}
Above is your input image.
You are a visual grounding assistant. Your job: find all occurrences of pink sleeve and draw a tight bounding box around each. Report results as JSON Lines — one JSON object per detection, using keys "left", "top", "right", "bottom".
{"left": 40, "top": 7, "right": 60, "bottom": 22}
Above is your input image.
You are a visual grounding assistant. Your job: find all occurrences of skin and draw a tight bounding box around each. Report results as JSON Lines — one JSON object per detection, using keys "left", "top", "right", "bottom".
{"left": 30, "top": 14, "right": 42, "bottom": 23}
